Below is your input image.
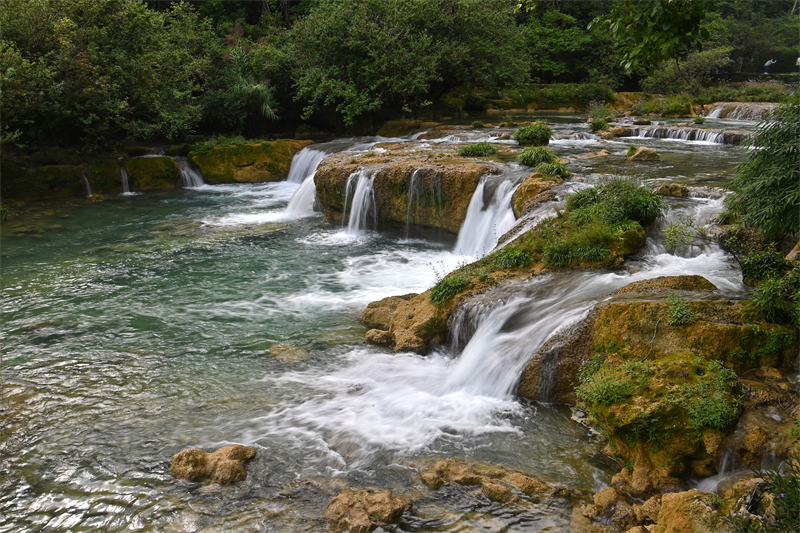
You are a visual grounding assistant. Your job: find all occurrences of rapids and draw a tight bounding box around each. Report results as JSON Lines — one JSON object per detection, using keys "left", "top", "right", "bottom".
{"left": 0, "top": 113, "right": 751, "bottom": 532}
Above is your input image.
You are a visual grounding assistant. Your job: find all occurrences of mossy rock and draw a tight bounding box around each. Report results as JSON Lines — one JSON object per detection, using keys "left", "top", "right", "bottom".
{"left": 123, "top": 157, "right": 181, "bottom": 190}
{"left": 189, "top": 139, "right": 313, "bottom": 184}
{"left": 3, "top": 164, "right": 84, "bottom": 200}
{"left": 88, "top": 159, "right": 123, "bottom": 194}
{"left": 511, "top": 173, "right": 561, "bottom": 218}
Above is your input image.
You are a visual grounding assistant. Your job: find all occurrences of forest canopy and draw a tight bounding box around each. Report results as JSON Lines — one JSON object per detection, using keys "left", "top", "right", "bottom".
{"left": 1, "top": 0, "right": 797, "bottom": 147}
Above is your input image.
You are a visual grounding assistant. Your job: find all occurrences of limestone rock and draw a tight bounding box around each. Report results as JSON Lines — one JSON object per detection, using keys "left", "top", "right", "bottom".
{"left": 628, "top": 147, "right": 660, "bottom": 161}
{"left": 612, "top": 275, "right": 717, "bottom": 295}
{"left": 657, "top": 183, "right": 689, "bottom": 198}
{"left": 511, "top": 172, "right": 561, "bottom": 218}
{"left": 633, "top": 119, "right": 652, "bottom": 125}
{"left": 123, "top": 157, "right": 181, "bottom": 190}
{"left": 362, "top": 294, "right": 416, "bottom": 330}
{"left": 519, "top": 189, "right": 559, "bottom": 218}
{"left": 322, "top": 488, "right": 412, "bottom": 532}
{"left": 652, "top": 490, "right": 729, "bottom": 533}
{"left": 270, "top": 343, "right": 309, "bottom": 363}
{"left": 171, "top": 444, "right": 256, "bottom": 485}
{"left": 189, "top": 140, "right": 313, "bottom": 184}
{"left": 635, "top": 494, "right": 662, "bottom": 524}
{"left": 365, "top": 329, "right": 392, "bottom": 345}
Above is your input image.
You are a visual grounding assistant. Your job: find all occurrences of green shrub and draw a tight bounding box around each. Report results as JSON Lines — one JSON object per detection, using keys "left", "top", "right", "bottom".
{"left": 512, "top": 122, "right": 552, "bottom": 146}
{"left": 576, "top": 367, "right": 634, "bottom": 405}
{"left": 739, "top": 80, "right": 789, "bottom": 103}
{"left": 464, "top": 94, "right": 488, "bottom": 111}
{"left": 458, "top": 142, "right": 498, "bottom": 157}
{"left": 516, "top": 146, "right": 556, "bottom": 167}
{"left": 471, "top": 120, "right": 484, "bottom": 128}
{"left": 666, "top": 293, "right": 697, "bottom": 326}
{"left": 693, "top": 115, "right": 706, "bottom": 124}
{"left": 589, "top": 119, "right": 609, "bottom": 132}
{"left": 659, "top": 95, "right": 692, "bottom": 116}
{"left": 740, "top": 246, "right": 793, "bottom": 282}
{"left": 429, "top": 274, "right": 473, "bottom": 305}
{"left": 0, "top": 206, "right": 13, "bottom": 222}
{"left": 752, "top": 267, "right": 800, "bottom": 325}
{"left": 489, "top": 247, "right": 532, "bottom": 269}
{"left": 535, "top": 162, "right": 571, "bottom": 179}
{"left": 588, "top": 102, "right": 614, "bottom": 122}
{"left": 681, "top": 362, "right": 740, "bottom": 431}
{"left": 627, "top": 144, "right": 637, "bottom": 157}
{"left": 189, "top": 135, "right": 249, "bottom": 152}
{"left": 566, "top": 179, "right": 666, "bottom": 225}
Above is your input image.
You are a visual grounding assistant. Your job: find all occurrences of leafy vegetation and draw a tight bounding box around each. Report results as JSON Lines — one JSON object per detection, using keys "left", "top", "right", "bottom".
{"left": 458, "top": 142, "right": 498, "bottom": 157}
{"left": 535, "top": 162, "right": 571, "bottom": 180}
{"left": 681, "top": 361, "right": 740, "bottom": 431}
{"left": 471, "top": 120, "right": 485, "bottom": 128}
{"left": 589, "top": 119, "right": 609, "bottom": 132}
{"left": 566, "top": 178, "right": 666, "bottom": 226}
{"left": 512, "top": 122, "right": 552, "bottom": 146}
{"left": 693, "top": 116, "right": 706, "bottom": 124}
{"left": 666, "top": 294, "right": 698, "bottom": 327}
{"left": 429, "top": 273, "right": 473, "bottom": 305}
{"left": 516, "top": 146, "right": 556, "bottom": 167}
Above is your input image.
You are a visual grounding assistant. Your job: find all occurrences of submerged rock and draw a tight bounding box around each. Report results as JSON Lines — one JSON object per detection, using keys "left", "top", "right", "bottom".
{"left": 628, "top": 146, "right": 661, "bottom": 161}
{"left": 171, "top": 444, "right": 256, "bottom": 485}
{"left": 270, "top": 343, "right": 309, "bottom": 363}
{"left": 322, "top": 488, "right": 412, "bottom": 532}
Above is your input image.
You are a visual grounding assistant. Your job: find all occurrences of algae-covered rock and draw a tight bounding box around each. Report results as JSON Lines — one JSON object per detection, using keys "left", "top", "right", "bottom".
{"left": 270, "top": 343, "right": 309, "bottom": 363}
{"left": 171, "top": 444, "right": 256, "bottom": 485}
{"left": 656, "top": 183, "right": 689, "bottom": 198}
{"left": 628, "top": 147, "right": 660, "bottom": 161}
{"left": 511, "top": 172, "right": 561, "bottom": 218}
{"left": 322, "top": 488, "right": 412, "bottom": 532}
{"left": 652, "top": 489, "right": 730, "bottom": 533}
{"left": 123, "top": 157, "right": 181, "bottom": 190}
{"left": 189, "top": 139, "right": 313, "bottom": 184}
{"left": 88, "top": 159, "right": 123, "bottom": 194}
{"left": 1, "top": 163, "right": 84, "bottom": 200}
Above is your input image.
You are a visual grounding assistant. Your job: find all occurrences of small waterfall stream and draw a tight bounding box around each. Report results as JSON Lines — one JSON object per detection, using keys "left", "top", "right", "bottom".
{"left": 706, "top": 102, "right": 777, "bottom": 120}
{"left": 285, "top": 149, "right": 328, "bottom": 217}
{"left": 454, "top": 177, "right": 519, "bottom": 257}
{"left": 119, "top": 164, "right": 131, "bottom": 194}
{"left": 81, "top": 169, "right": 92, "bottom": 197}
{"left": 173, "top": 157, "right": 205, "bottom": 188}
{"left": 343, "top": 168, "right": 377, "bottom": 235}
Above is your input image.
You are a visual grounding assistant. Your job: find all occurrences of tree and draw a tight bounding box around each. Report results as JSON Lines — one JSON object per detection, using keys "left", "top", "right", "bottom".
{"left": 724, "top": 94, "right": 800, "bottom": 239}
{"left": 286, "top": 0, "right": 528, "bottom": 126}
{"left": 590, "top": 0, "right": 716, "bottom": 73}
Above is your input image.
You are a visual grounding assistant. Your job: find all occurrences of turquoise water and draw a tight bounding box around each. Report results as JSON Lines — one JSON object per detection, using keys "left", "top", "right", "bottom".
{"left": 1, "top": 122, "right": 748, "bottom": 532}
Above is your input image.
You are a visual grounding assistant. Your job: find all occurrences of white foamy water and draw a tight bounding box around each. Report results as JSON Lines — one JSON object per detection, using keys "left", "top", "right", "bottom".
{"left": 454, "top": 177, "right": 519, "bottom": 258}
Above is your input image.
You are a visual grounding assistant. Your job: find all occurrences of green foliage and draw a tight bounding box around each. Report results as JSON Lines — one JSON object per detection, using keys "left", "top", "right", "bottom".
{"left": 666, "top": 293, "right": 698, "bottom": 327}
{"left": 589, "top": 119, "right": 609, "bottom": 132}
{"left": 488, "top": 247, "right": 532, "bottom": 270}
{"left": 591, "top": 0, "right": 715, "bottom": 73}
{"left": 471, "top": 120, "right": 485, "bottom": 128}
{"left": 464, "top": 95, "right": 489, "bottom": 111}
{"left": 627, "top": 144, "right": 637, "bottom": 157}
{"left": 188, "top": 135, "right": 249, "bottom": 153}
{"left": 0, "top": 206, "right": 14, "bottom": 222}
{"left": 738, "top": 80, "right": 790, "bottom": 103}
{"left": 458, "top": 142, "right": 498, "bottom": 157}
{"left": 576, "top": 367, "right": 634, "bottom": 406}
{"left": 429, "top": 274, "right": 473, "bottom": 305}
{"left": 752, "top": 267, "right": 800, "bottom": 326}
{"left": 681, "top": 362, "right": 740, "bottom": 431}
{"left": 566, "top": 179, "right": 666, "bottom": 226}
{"left": 288, "top": 0, "right": 528, "bottom": 125}
{"left": 693, "top": 116, "right": 706, "bottom": 124}
{"left": 740, "top": 246, "right": 793, "bottom": 282}
{"left": 0, "top": 0, "right": 217, "bottom": 146}
{"left": 640, "top": 46, "right": 734, "bottom": 94}
{"left": 517, "top": 146, "right": 556, "bottom": 167}
{"left": 513, "top": 122, "right": 552, "bottom": 146}
{"left": 535, "top": 162, "right": 571, "bottom": 180}
{"left": 588, "top": 102, "right": 614, "bottom": 121}
{"left": 724, "top": 95, "right": 800, "bottom": 239}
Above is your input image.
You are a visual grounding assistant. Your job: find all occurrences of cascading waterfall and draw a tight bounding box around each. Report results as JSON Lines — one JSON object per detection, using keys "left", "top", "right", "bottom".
{"left": 119, "top": 164, "right": 131, "bottom": 194}
{"left": 81, "top": 169, "right": 92, "bottom": 197}
{"left": 343, "top": 168, "right": 377, "bottom": 235}
{"left": 405, "top": 170, "right": 422, "bottom": 238}
{"left": 625, "top": 126, "right": 748, "bottom": 145}
{"left": 706, "top": 102, "right": 777, "bottom": 120}
{"left": 403, "top": 170, "right": 444, "bottom": 238}
{"left": 454, "top": 177, "right": 518, "bottom": 257}
{"left": 285, "top": 149, "right": 329, "bottom": 217}
{"left": 173, "top": 157, "right": 205, "bottom": 188}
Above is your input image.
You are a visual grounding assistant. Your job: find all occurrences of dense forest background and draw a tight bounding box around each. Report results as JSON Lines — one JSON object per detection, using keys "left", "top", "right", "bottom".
{"left": 1, "top": 0, "right": 797, "bottom": 148}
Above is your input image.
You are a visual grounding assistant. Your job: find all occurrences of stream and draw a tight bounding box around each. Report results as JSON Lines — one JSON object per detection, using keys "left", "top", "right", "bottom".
{"left": 1, "top": 113, "right": 756, "bottom": 532}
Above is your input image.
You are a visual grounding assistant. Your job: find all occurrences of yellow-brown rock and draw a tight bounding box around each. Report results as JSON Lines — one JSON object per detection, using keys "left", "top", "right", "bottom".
{"left": 511, "top": 172, "right": 561, "bottom": 218}
{"left": 628, "top": 147, "right": 660, "bottom": 161}
{"left": 322, "top": 488, "right": 412, "bottom": 532}
{"left": 651, "top": 490, "right": 729, "bottom": 533}
{"left": 657, "top": 183, "right": 689, "bottom": 198}
{"left": 171, "top": 444, "right": 256, "bottom": 485}
{"left": 189, "top": 139, "right": 313, "bottom": 184}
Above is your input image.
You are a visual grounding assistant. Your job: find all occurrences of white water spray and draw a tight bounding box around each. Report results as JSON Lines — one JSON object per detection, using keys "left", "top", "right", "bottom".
{"left": 343, "top": 168, "right": 377, "bottom": 235}
{"left": 454, "top": 178, "right": 518, "bottom": 257}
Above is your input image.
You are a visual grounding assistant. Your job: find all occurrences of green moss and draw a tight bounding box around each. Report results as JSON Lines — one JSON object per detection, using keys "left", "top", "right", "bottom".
{"left": 189, "top": 139, "right": 311, "bottom": 183}
{"left": 458, "top": 142, "right": 498, "bottom": 157}
{"left": 88, "top": 159, "right": 123, "bottom": 194}
{"left": 124, "top": 157, "right": 181, "bottom": 190}
{"left": 10, "top": 164, "right": 85, "bottom": 200}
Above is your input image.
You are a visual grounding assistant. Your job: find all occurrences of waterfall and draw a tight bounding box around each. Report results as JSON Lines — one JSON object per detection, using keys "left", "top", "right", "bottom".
{"left": 405, "top": 170, "right": 422, "bottom": 238}
{"left": 403, "top": 170, "right": 444, "bottom": 238}
{"left": 119, "top": 164, "right": 130, "bottom": 194}
{"left": 454, "top": 178, "right": 518, "bottom": 258}
{"left": 286, "top": 148, "right": 328, "bottom": 184}
{"left": 285, "top": 149, "right": 328, "bottom": 217}
{"left": 706, "top": 102, "right": 778, "bottom": 121}
{"left": 173, "top": 157, "right": 204, "bottom": 188}
{"left": 623, "top": 126, "right": 748, "bottom": 145}
{"left": 343, "top": 168, "right": 377, "bottom": 235}
{"left": 81, "top": 169, "right": 92, "bottom": 197}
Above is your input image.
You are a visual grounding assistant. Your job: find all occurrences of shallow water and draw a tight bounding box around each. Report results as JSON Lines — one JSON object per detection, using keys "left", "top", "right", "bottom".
{"left": 1, "top": 116, "right": 749, "bottom": 532}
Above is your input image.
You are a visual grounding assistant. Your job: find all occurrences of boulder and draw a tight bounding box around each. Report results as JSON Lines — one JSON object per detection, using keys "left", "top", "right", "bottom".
{"left": 362, "top": 294, "right": 416, "bottom": 330}
{"left": 87, "top": 159, "right": 124, "bottom": 194}
{"left": 322, "top": 488, "right": 412, "bottom": 532}
{"left": 123, "top": 157, "right": 181, "bottom": 190}
{"left": 657, "top": 183, "right": 689, "bottom": 198}
{"left": 652, "top": 490, "right": 729, "bottom": 533}
{"left": 171, "top": 444, "right": 256, "bottom": 485}
{"left": 189, "top": 139, "right": 313, "bottom": 184}
{"left": 628, "top": 147, "right": 660, "bottom": 161}
{"left": 633, "top": 119, "right": 652, "bottom": 125}
{"left": 511, "top": 172, "right": 561, "bottom": 218}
